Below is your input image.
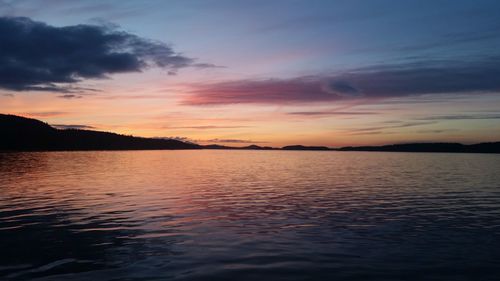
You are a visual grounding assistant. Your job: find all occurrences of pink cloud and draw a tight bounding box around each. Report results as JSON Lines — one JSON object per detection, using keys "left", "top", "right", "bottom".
{"left": 182, "top": 77, "right": 344, "bottom": 105}
{"left": 181, "top": 58, "right": 500, "bottom": 106}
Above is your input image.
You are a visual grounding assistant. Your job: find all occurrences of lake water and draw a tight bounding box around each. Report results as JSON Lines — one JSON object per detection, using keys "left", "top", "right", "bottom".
{"left": 1, "top": 150, "right": 499, "bottom": 280}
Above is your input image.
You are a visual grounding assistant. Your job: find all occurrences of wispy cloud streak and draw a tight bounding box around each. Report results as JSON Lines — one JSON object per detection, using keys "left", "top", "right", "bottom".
{"left": 287, "top": 111, "right": 379, "bottom": 116}
{"left": 164, "top": 125, "right": 251, "bottom": 130}
{"left": 200, "top": 138, "right": 267, "bottom": 144}
{"left": 344, "top": 121, "right": 437, "bottom": 135}
{"left": 51, "top": 124, "right": 96, "bottom": 130}
{"left": 416, "top": 114, "right": 500, "bottom": 121}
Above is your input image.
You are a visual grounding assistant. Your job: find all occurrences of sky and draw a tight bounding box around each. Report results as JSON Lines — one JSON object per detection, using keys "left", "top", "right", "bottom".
{"left": 1, "top": 0, "right": 500, "bottom": 147}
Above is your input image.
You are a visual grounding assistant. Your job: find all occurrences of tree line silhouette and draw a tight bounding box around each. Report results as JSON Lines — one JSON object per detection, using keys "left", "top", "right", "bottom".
{"left": 1, "top": 114, "right": 499, "bottom": 153}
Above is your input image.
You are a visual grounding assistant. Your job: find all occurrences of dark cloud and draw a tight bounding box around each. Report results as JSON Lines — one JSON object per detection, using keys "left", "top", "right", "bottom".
{"left": 321, "top": 80, "right": 361, "bottom": 97}
{"left": 58, "top": 94, "right": 82, "bottom": 99}
{"left": 51, "top": 124, "right": 96, "bottom": 130}
{"left": 184, "top": 58, "right": 500, "bottom": 105}
{"left": 0, "top": 16, "right": 210, "bottom": 92}
{"left": 336, "top": 59, "right": 500, "bottom": 98}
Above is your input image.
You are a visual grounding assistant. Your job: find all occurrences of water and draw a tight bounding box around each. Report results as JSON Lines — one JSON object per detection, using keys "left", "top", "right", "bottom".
{"left": 0, "top": 150, "right": 499, "bottom": 280}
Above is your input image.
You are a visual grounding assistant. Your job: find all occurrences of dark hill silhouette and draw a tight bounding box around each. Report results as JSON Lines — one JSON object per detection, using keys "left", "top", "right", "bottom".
{"left": 202, "top": 144, "right": 228, "bottom": 149}
{"left": 465, "top": 142, "right": 500, "bottom": 153}
{"left": 241, "top": 145, "right": 275, "bottom": 150}
{"left": 1, "top": 114, "right": 199, "bottom": 151}
{"left": 338, "top": 142, "right": 500, "bottom": 153}
{"left": 1, "top": 114, "right": 499, "bottom": 153}
{"left": 201, "top": 144, "right": 275, "bottom": 150}
{"left": 282, "top": 145, "right": 331, "bottom": 151}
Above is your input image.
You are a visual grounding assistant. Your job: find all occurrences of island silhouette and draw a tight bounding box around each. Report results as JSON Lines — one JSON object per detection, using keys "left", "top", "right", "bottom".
{"left": 1, "top": 114, "right": 499, "bottom": 153}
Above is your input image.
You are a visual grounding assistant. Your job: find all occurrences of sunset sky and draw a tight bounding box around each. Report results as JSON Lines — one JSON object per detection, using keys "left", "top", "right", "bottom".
{"left": 1, "top": 0, "right": 500, "bottom": 147}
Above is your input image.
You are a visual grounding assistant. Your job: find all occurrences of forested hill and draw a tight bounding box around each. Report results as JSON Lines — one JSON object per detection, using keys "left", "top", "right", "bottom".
{"left": 0, "top": 114, "right": 200, "bottom": 151}
{"left": 2, "top": 114, "right": 499, "bottom": 153}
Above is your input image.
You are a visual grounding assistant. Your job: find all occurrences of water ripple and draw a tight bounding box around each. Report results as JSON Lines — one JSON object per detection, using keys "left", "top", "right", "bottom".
{"left": 1, "top": 151, "right": 499, "bottom": 280}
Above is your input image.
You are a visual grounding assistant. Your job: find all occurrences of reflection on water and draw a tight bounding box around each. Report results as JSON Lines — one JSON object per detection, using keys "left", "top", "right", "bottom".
{"left": 0, "top": 150, "right": 499, "bottom": 280}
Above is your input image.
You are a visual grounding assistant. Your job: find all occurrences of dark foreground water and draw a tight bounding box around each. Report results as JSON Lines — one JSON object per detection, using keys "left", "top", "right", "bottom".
{"left": 0, "top": 151, "right": 499, "bottom": 281}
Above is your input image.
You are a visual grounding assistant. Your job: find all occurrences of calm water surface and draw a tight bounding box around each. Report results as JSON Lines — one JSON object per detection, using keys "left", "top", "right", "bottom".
{"left": 0, "top": 150, "right": 499, "bottom": 280}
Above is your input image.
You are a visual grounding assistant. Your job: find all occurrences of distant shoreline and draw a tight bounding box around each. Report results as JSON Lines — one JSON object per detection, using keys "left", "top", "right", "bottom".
{"left": 1, "top": 148, "right": 500, "bottom": 154}
{"left": 2, "top": 113, "right": 500, "bottom": 154}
